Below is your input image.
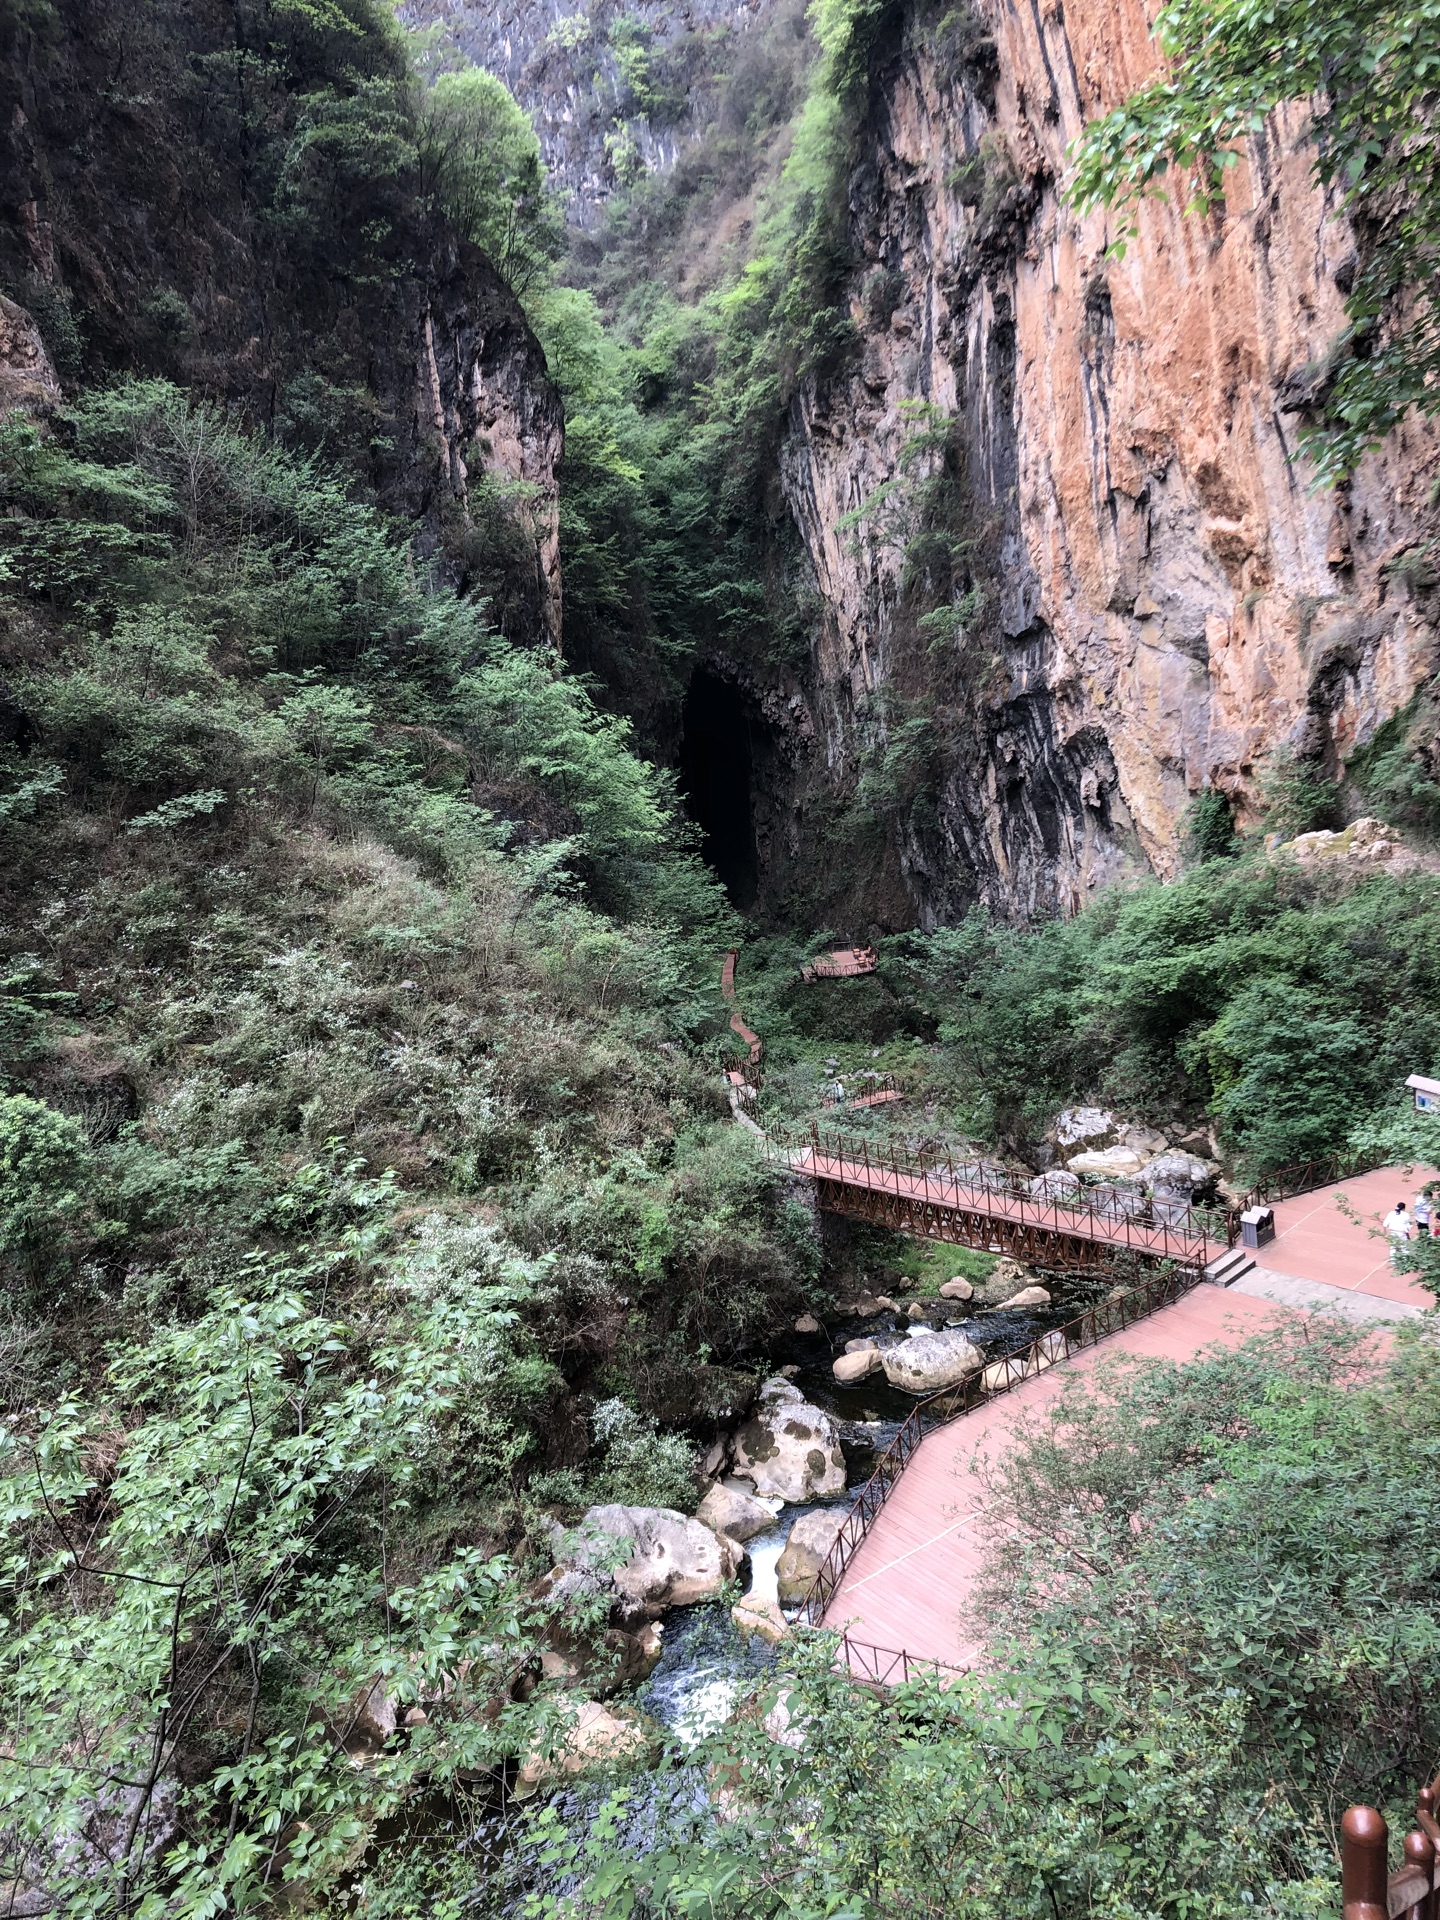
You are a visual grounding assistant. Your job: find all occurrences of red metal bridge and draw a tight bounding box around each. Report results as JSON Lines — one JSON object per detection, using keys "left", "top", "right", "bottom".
{"left": 776, "top": 1125, "right": 1218, "bottom": 1274}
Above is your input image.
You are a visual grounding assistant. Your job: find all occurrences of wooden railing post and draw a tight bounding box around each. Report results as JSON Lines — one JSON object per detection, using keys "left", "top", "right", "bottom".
{"left": 1403, "top": 1829, "right": 1435, "bottom": 1920}
{"left": 1342, "top": 1807, "right": 1389, "bottom": 1920}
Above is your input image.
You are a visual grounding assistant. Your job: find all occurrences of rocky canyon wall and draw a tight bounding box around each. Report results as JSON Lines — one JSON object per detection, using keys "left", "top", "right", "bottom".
{"left": 782, "top": 0, "right": 1440, "bottom": 922}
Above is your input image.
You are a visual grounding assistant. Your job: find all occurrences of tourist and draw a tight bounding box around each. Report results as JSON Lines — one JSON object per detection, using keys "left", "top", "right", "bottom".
{"left": 1415, "top": 1190, "right": 1434, "bottom": 1237}
{"left": 1384, "top": 1200, "right": 1413, "bottom": 1243}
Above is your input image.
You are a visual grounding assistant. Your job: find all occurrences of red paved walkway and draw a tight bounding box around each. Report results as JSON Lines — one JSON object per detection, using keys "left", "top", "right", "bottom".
{"left": 1252, "top": 1165, "right": 1438, "bottom": 1309}
{"left": 823, "top": 1287, "right": 1300, "bottom": 1668}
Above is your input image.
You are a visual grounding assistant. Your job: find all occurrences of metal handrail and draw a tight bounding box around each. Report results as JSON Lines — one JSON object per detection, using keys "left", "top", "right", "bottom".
{"left": 795, "top": 1258, "right": 1205, "bottom": 1627}
{"left": 769, "top": 1121, "right": 1217, "bottom": 1269}
{"left": 835, "top": 1634, "right": 966, "bottom": 1686}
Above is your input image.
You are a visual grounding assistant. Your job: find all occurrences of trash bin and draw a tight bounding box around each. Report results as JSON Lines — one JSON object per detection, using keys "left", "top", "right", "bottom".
{"left": 1240, "top": 1204, "right": 1275, "bottom": 1249}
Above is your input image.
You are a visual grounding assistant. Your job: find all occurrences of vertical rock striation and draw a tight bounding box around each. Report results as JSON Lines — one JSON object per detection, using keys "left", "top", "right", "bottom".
{"left": 781, "top": 0, "right": 1440, "bottom": 920}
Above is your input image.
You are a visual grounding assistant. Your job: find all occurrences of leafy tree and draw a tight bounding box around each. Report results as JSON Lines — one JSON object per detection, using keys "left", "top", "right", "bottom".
{"left": 419, "top": 68, "right": 562, "bottom": 296}
{"left": 1067, "top": 0, "right": 1440, "bottom": 480}
{"left": 1181, "top": 785, "right": 1238, "bottom": 864}
{"left": 0, "top": 1093, "right": 89, "bottom": 1256}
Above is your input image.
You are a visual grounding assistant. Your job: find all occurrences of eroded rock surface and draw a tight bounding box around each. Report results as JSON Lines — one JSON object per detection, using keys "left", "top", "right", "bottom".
{"left": 881, "top": 1329, "right": 984, "bottom": 1394}
{"left": 770, "top": 0, "right": 1440, "bottom": 922}
{"left": 731, "top": 1377, "right": 848, "bottom": 1502}
{"left": 775, "top": 1507, "right": 850, "bottom": 1605}
{"left": 551, "top": 1504, "right": 745, "bottom": 1621}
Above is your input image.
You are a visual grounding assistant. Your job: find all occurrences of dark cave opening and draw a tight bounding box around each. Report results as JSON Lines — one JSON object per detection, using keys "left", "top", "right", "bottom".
{"left": 679, "top": 668, "right": 759, "bottom": 908}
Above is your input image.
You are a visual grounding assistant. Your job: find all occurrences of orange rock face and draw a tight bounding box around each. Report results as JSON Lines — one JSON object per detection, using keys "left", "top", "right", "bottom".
{"left": 782, "top": 0, "right": 1440, "bottom": 913}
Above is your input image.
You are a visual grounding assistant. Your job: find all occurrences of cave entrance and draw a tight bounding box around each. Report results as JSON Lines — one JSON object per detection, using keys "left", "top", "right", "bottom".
{"left": 679, "top": 668, "right": 759, "bottom": 908}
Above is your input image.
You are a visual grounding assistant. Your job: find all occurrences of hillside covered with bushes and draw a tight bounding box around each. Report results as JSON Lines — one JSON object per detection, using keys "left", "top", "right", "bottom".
{"left": 4, "top": 0, "right": 1440, "bottom": 1914}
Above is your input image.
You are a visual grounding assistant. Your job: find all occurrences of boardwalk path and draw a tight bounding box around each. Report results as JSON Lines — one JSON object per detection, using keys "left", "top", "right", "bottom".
{"left": 823, "top": 1169, "right": 1435, "bottom": 1669}
{"left": 823, "top": 1287, "right": 1293, "bottom": 1667}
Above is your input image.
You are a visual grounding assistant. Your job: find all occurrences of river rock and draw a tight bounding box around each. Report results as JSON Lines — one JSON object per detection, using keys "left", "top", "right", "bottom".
{"left": 874, "top": 1295, "right": 898, "bottom": 1312}
{"left": 731, "top": 1377, "right": 847, "bottom": 1502}
{"left": 552, "top": 1505, "right": 745, "bottom": 1619}
{"left": 695, "top": 1479, "right": 776, "bottom": 1544}
{"left": 1054, "top": 1106, "right": 1119, "bottom": 1153}
{"left": 905, "top": 1300, "right": 928, "bottom": 1320}
{"left": 794, "top": 1312, "right": 821, "bottom": 1333}
{"left": 1000, "top": 1284, "right": 1052, "bottom": 1309}
{"left": 881, "top": 1329, "right": 984, "bottom": 1394}
{"left": 732, "top": 1594, "right": 789, "bottom": 1644}
{"left": 1143, "top": 1150, "right": 1214, "bottom": 1194}
{"left": 516, "top": 1700, "right": 652, "bottom": 1797}
{"left": 1029, "top": 1169, "right": 1081, "bottom": 1201}
{"left": 1067, "top": 1145, "right": 1149, "bottom": 1179}
{"left": 849, "top": 1289, "right": 881, "bottom": 1315}
{"left": 938, "top": 1276, "right": 973, "bottom": 1300}
{"left": 832, "top": 1347, "right": 881, "bottom": 1383}
{"left": 844, "top": 1335, "right": 880, "bottom": 1352}
{"left": 775, "top": 1507, "right": 849, "bottom": 1605}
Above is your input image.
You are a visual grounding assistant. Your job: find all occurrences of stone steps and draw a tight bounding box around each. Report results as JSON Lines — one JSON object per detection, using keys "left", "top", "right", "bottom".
{"left": 1204, "top": 1246, "right": 1256, "bottom": 1287}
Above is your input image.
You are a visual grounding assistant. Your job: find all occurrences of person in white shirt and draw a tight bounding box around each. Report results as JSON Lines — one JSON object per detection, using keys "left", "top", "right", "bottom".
{"left": 1414, "top": 1191, "right": 1434, "bottom": 1238}
{"left": 1384, "top": 1201, "right": 1413, "bottom": 1243}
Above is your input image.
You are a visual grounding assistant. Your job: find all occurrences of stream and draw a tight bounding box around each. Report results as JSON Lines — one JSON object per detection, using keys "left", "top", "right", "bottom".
{"left": 636, "top": 1284, "right": 1079, "bottom": 1737}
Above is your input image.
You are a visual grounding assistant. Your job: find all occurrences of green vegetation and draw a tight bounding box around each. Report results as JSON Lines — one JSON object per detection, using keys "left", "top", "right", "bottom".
{"left": 0, "top": 372, "right": 821, "bottom": 1909}
{"left": 537, "top": 1322, "right": 1440, "bottom": 1916}
{"left": 1067, "top": 0, "right": 1440, "bottom": 482}
{"left": 881, "top": 854, "right": 1440, "bottom": 1175}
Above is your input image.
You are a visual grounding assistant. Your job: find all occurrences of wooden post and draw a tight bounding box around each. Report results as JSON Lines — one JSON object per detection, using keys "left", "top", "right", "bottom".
{"left": 1342, "top": 1807, "right": 1389, "bottom": 1920}
{"left": 1403, "top": 1829, "right": 1435, "bottom": 1920}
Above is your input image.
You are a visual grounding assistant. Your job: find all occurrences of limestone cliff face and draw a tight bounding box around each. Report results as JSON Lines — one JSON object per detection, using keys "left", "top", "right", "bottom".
{"left": 0, "top": 6, "right": 563, "bottom": 649}
{"left": 783, "top": 0, "right": 1440, "bottom": 921}
{"left": 404, "top": 0, "right": 765, "bottom": 226}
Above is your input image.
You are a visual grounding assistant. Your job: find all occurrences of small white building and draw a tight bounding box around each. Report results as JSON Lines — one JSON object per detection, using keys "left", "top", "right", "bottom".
{"left": 1405, "top": 1073, "right": 1440, "bottom": 1113}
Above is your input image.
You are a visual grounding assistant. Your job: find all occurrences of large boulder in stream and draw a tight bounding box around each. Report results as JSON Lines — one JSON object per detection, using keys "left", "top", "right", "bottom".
{"left": 775, "top": 1507, "right": 849, "bottom": 1605}
{"left": 731, "top": 1377, "right": 848, "bottom": 1503}
{"left": 832, "top": 1342, "right": 881, "bottom": 1383}
{"left": 695, "top": 1479, "right": 776, "bottom": 1544}
{"left": 549, "top": 1505, "right": 745, "bottom": 1622}
{"left": 881, "top": 1329, "right": 984, "bottom": 1395}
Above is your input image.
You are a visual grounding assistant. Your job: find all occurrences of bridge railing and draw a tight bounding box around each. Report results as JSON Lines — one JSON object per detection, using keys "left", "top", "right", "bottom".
{"left": 796, "top": 1258, "right": 1204, "bottom": 1626}
{"left": 1341, "top": 1783, "right": 1440, "bottom": 1920}
{"left": 835, "top": 1635, "right": 966, "bottom": 1686}
{"left": 769, "top": 1121, "right": 1218, "bottom": 1268}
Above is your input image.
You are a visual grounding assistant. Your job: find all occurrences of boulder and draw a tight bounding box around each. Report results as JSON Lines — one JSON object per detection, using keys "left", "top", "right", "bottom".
{"left": 938, "top": 1276, "right": 973, "bottom": 1301}
{"left": 874, "top": 1295, "right": 898, "bottom": 1312}
{"left": 981, "top": 1329, "right": 1069, "bottom": 1391}
{"left": 1143, "top": 1150, "right": 1214, "bottom": 1194}
{"left": 849, "top": 1289, "right": 881, "bottom": 1315}
{"left": 541, "top": 1622, "right": 663, "bottom": 1695}
{"left": 832, "top": 1347, "right": 881, "bottom": 1383}
{"left": 1087, "top": 1181, "right": 1148, "bottom": 1219}
{"left": 775, "top": 1507, "right": 849, "bottom": 1605}
{"left": 516, "top": 1700, "right": 652, "bottom": 1797}
{"left": 732, "top": 1595, "right": 789, "bottom": 1644}
{"left": 905, "top": 1300, "right": 928, "bottom": 1321}
{"left": 1054, "top": 1106, "right": 1119, "bottom": 1153}
{"left": 698, "top": 1436, "right": 729, "bottom": 1479}
{"left": 731, "top": 1377, "right": 848, "bottom": 1503}
{"left": 1122, "top": 1125, "right": 1170, "bottom": 1157}
{"left": 552, "top": 1505, "right": 746, "bottom": 1619}
{"left": 1000, "top": 1284, "right": 1052, "bottom": 1309}
{"left": 881, "top": 1329, "right": 984, "bottom": 1394}
{"left": 1067, "top": 1145, "right": 1149, "bottom": 1179}
{"left": 794, "top": 1312, "right": 821, "bottom": 1334}
{"left": 1029, "top": 1169, "right": 1081, "bottom": 1201}
{"left": 696, "top": 1479, "right": 777, "bottom": 1544}
{"left": 844, "top": 1335, "right": 880, "bottom": 1353}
